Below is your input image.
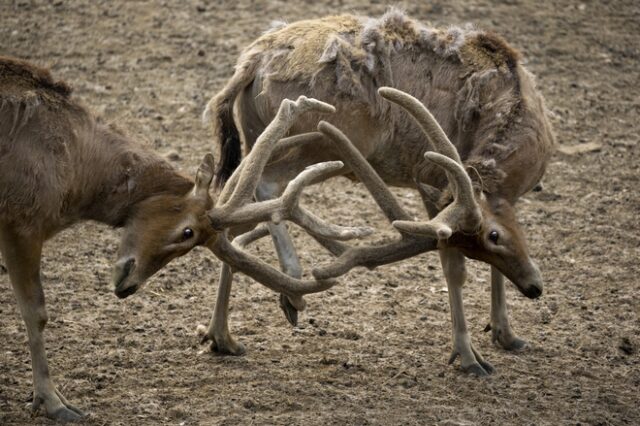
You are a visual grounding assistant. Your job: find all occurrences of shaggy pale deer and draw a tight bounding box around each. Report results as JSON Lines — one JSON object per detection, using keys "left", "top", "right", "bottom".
{"left": 0, "top": 56, "right": 373, "bottom": 421}
{"left": 202, "top": 10, "right": 555, "bottom": 375}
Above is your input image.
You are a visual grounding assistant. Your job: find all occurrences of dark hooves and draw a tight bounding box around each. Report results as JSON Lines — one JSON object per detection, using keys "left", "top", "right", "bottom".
{"left": 478, "top": 359, "right": 495, "bottom": 375}
{"left": 279, "top": 294, "right": 299, "bottom": 327}
{"left": 451, "top": 350, "right": 496, "bottom": 377}
{"left": 488, "top": 323, "right": 529, "bottom": 351}
{"left": 502, "top": 337, "right": 528, "bottom": 351}
{"left": 463, "top": 363, "right": 491, "bottom": 377}
{"left": 49, "top": 407, "right": 85, "bottom": 423}
{"left": 210, "top": 339, "right": 246, "bottom": 356}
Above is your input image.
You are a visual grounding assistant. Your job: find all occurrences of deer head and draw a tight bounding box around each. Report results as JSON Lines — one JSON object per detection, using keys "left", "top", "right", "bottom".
{"left": 378, "top": 87, "right": 542, "bottom": 299}
{"left": 112, "top": 154, "right": 217, "bottom": 298}
{"left": 442, "top": 195, "right": 542, "bottom": 298}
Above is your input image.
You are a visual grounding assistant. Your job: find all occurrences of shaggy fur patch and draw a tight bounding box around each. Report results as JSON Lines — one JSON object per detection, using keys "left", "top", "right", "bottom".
{"left": 0, "top": 56, "right": 72, "bottom": 98}
{"left": 251, "top": 9, "right": 523, "bottom": 104}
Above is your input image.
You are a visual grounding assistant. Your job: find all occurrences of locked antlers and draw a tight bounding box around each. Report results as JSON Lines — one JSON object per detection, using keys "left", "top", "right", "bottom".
{"left": 208, "top": 96, "right": 372, "bottom": 241}
{"left": 199, "top": 89, "right": 483, "bottom": 294}
{"left": 202, "top": 96, "right": 373, "bottom": 297}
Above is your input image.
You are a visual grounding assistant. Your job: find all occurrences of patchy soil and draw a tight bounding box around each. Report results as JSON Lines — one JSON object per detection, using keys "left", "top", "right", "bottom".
{"left": 0, "top": 0, "right": 639, "bottom": 425}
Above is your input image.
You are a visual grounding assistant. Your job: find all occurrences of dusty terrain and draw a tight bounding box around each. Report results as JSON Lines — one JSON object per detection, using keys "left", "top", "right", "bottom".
{"left": 0, "top": 0, "right": 638, "bottom": 424}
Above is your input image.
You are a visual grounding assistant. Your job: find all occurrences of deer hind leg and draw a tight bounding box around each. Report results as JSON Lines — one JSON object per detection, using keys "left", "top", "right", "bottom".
{"left": 440, "top": 248, "right": 495, "bottom": 376}
{"left": 487, "top": 266, "right": 527, "bottom": 350}
{"left": 0, "top": 225, "right": 84, "bottom": 421}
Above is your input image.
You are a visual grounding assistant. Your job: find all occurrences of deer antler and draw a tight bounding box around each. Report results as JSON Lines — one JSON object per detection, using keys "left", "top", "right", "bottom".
{"left": 309, "top": 98, "right": 482, "bottom": 280}
{"left": 208, "top": 96, "right": 372, "bottom": 240}
{"left": 309, "top": 121, "right": 438, "bottom": 280}
{"left": 204, "top": 96, "right": 373, "bottom": 297}
{"left": 203, "top": 90, "right": 480, "bottom": 291}
{"left": 378, "top": 87, "right": 482, "bottom": 238}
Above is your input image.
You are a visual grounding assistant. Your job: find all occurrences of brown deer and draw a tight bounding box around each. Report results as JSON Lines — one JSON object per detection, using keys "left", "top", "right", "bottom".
{"left": 201, "top": 10, "right": 555, "bottom": 376}
{"left": 0, "top": 56, "right": 374, "bottom": 421}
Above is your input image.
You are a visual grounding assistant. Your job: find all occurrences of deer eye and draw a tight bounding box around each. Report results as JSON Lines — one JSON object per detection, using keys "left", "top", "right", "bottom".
{"left": 182, "top": 228, "right": 194, "bottom": 240}
{"left": 488, "top": 230, "right": 499, "bottom": 244}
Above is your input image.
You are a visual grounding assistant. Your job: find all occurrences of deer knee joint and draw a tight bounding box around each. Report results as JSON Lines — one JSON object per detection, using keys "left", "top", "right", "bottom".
{"left": 34, "top": 307, "right": 48, "bottom": 331}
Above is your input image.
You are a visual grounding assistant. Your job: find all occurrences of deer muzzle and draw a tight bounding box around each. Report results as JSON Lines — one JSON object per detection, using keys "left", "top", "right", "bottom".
{"left": 515, "top": 261, "right": 543, "bottom": 299}
{"left": 113, "top": 257, "right": 138, "bottom": 299}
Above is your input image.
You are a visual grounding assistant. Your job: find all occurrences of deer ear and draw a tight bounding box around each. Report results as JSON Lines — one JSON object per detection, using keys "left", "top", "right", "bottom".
{"left": 194, "top": 153, "right": 215, "bottom": 198}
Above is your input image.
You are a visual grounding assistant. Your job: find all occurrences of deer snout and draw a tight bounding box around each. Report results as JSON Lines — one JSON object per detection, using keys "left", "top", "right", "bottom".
{"left": 522, "top": 283, "right": 542, "bottom": 299}
{"left": 113, "top": 257, "right": 138, "bottom": 299}
{"left": 519, "top": 262, "right": 543, "bottom": 299}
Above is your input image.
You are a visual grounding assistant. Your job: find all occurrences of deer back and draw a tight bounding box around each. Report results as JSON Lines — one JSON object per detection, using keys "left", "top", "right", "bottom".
{"left": 238, "top": 11, "right": 554, "bottom": 196}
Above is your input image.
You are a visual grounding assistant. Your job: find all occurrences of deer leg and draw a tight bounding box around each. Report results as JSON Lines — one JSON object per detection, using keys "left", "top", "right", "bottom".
{"left": 255, "top": 181, "right": 306, "bottom": 326}
{"left": 199, "top": 262, "right": 246, "bottom": 355}
{"left": 0, "top": 226, "right": 84, "bottom": 421}
{"left": 199, "top": 226, "right": 272, "bottom": 356}
{"left": 487, "top": 266, "right": 527, "bottom": 350}
{"left": 440, "top": 248, "right": 494, "bottom": 377}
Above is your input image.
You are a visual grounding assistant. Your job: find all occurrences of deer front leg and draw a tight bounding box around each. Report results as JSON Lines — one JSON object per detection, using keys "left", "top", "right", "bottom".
{"left": 487, "top": 266, "right": 527, "bottom": 350}
{"left": 440, "top": 248, "right": 494, "bottom": 377}
{"left": 0, "top": 227, "right": 84, "bottom": 421}
{"left": 199, "top": 263, "right": 246, "bottom": 355}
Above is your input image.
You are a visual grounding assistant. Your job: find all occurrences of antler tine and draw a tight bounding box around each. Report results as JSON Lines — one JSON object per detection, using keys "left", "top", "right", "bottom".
{"left": 378, "top": 87, "right": 482, "bottom": 236}
{"left": 232, "top": 223, "right": 270, "bottom": 248}
{"left": 269, "top": 131, "right": 325, "bottom": 164}
{"left": 291, "top": 206, "right": 373, "bottom": 241}
{"left": 312, "top": 236, "right": 438, "bottom": 280}
{"left": 210, "top": 160, "right": 373, "bottom": 240}
{"left": 219, "top": 96, "right": 335, "bottom": 211}
{"left": 317, "top": 121, "right": 412, "bottom": 223}
{"left": 210, "top": 161, "right": 341, "bottom": 228}
{"left": 208, "top": 231, "right": 338, "bottom": 296}
{"left": 424, "top": 153, "right": 477, "bottom": 213}
{"left": 378, "top": 87, "right": 462, "bottom": 164}
{"left": 217, "top": 131, "right": 324, "bottom": 207}
{"left": 393, "top": 153, "right": 481, "bottom": 238}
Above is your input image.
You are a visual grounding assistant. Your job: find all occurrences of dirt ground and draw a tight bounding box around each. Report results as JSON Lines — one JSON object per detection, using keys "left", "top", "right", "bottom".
{"left": 0, "top": 0, "right": 639, "bottom": 424}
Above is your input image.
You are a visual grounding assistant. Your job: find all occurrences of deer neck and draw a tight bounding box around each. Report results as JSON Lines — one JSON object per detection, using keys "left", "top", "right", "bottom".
{"left": 76, "top": 124, "right": 193, "bottom": 227}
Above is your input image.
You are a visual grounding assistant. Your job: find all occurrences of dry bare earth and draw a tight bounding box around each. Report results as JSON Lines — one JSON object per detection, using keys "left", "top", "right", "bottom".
{"left": 1, "top": 0, "right": 638, "bottom": 425}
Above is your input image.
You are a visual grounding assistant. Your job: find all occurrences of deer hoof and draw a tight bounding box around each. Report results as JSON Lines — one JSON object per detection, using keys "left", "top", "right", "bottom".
{"left": 477, "top": 358, "right": 495, "bottom": 375}
{"left": 500, "top": 336, "right": 528, "bottom": 351}
{"left": 463, "top": 362, "right": 492, "bottom": 377}
{"left": 491, "top": 327, "right": 528, "bottom": 351}
{"left": 279, "top": 294, "right": 299, "bottom": 327}
{"left": 197, "top": 324, "right": 246, "bottom": 355}
{"left": 49, "top": 406, "right": 85, "bottom": 423}
{"left": 450, "top": 348, "right": 495, "bottom": 376}
{"left": 30, "top": 389, "right": 85, "bottom": 423}
{"left": 210, "top": 335, "right": 246, "bottom": 356}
